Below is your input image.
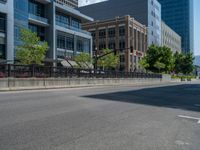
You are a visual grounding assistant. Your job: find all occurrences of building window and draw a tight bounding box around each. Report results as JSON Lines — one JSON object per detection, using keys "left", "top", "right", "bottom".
{"left": 119, "top": 26, "right": 125, "bottom": 36}
{"left": 76, "top": 36, "right": 90, "bottom": 53}
{"left": 71, "top": 18, "right": 81, "bottom": 29}
{"left": 134, "top": 29, "right": 137, "bottom": 50}
{"left": 141, "top": 33, "right": 144, "bottom": 52}
{"left": 108, "top": 41, "right": 115, "bottom": 50}
{"left": 108, "top": 28, "right": 115, "bottom": 37}
{"left": 29, "top": 23, "right": 45, "bottom": 41}
{"left": 91, "top": 31, "right": 96, "bottom": 38}
{"left": 134, "top": 56, "right": 137, "bottom": 63}
{"left": 29, "top": 0, "right": 45, "bottom": 17}
{"left": 119, "top": 40, "right": 125, "bottom": 50}
{"left": 57, "top": 34, "right": 66, "bottom": 49}
{"left": 0, "top": 14, "right": 6, "bottom": 33}
{"left": 120, "top": 55, "right": 125, "bottom": 63}
{"left": 137, "top": 31, "right": 141, "bottom": 51}
{"left": 151, "top": 21, "right": 154, "bottom": 26}
{"left": 57, "top": 32, "right": 74, "bottom": 51}
{"left": 66, "top": 35, "right": 74, "bottom": 50}
{"left": 0, "top": 37, "right": 6, "bottom": 59}
{"left": 99, "top": 29, "right": 106, "bottom": 39}
{"left": 14, "top": 26, "right": 21, "bottom": 41}
{"left": 56, "top": 12, "right": 69, "bottom": 28}
{"left": 151, "top": 11, "right": 155, "bottom": 18}
{"left": 99, "top": 42, "right": 106, "bottom": 50}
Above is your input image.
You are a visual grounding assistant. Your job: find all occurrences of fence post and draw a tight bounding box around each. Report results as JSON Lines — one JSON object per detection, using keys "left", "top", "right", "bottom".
{"left": 31, "top": 64, "right": 35, "bottom": 77}
{"left": 49, "top": 66, "right": 52, "bottom": 78}
{"left": 7, "top": 64, "right": 11, "bottom": 77}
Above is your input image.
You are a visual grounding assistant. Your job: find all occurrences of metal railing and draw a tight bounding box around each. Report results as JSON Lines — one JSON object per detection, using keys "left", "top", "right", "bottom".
{"left": 29, "top": 14, "right": 49, "bottom": 25}
{"left": 56, "top": 21, "right": 91, "bottom": 36}
{"left": 0, "top": 64, "right": 162, "bottom": 79}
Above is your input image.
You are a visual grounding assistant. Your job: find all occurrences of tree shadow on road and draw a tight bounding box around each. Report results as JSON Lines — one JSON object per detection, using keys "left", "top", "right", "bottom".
{"left": 83, "top": 84, "right": 200, "bottom": 112}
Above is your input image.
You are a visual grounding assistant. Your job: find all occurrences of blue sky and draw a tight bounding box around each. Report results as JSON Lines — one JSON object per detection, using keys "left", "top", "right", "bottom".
{"left": 80, "top": 0, "right": 200, "bottom": 55}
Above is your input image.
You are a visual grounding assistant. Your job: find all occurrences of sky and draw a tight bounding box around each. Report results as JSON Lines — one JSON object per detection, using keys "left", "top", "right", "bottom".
{"left": 79, "top": 0, "right": 200, "bottom": 56}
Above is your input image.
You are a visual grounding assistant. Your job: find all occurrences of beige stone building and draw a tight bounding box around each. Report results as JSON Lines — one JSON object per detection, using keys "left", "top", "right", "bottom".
{"left": 82, "top": 15, "right": 147, "bottom": 71}
{"left": 161, "top": 21, "right": 182, "bottom": 53}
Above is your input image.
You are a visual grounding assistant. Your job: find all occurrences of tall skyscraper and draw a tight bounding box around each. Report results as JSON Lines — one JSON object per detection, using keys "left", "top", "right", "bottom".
{"left": 158, "top": 0, "right": 194, "bottom": 53}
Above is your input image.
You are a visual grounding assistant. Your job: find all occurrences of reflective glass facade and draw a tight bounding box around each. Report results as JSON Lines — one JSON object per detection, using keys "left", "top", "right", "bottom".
{"left": 0, "top": 13, "right": 6, "bottom": 33}
{"left": 0, "top": 13, "right": 6, "bottom": 59}
{"left": 14, "top": 0, "right": 28, "bottom": 47}
{"left": 29, "top": 23, "right": 46, "bottom": 41}
{"left": 56, "top": 12, "right": 81, "bottom": 30}
{"left": 1, "top": 0, "right": 92, "bottom": 63}
{"left": 0, "top": 37, "right": 6, "bottom": 59}
{"left": 56, "top": 31, "right": 91, "bottom": 59}
{"left": 158, "top": 0, "right": 194, "bottom": 53}
{"left": 29, "top": 0, "right": 45, "bottom": 17}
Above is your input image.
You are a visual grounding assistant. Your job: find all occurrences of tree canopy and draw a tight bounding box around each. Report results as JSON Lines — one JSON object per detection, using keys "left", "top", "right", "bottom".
{"left": 97, "top": 48, "right": 119, "bottom": 70}
{"left": 74, "top": 53, "right": 92, "bottom": 69}
{"left": 140, "top": 45, "right": 194, "bottom": 75}
{"left": 140, "top": 45, "right": 174, "bottom": 73}
{"left": 173, "top": 52, "right": 194, "bottom": 74}
{"left": 16, "top": 28, "right": 49, "bottom": 65}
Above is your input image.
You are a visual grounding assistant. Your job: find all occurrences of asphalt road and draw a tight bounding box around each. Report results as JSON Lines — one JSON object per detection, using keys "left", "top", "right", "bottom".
{"left": 0, "top": 83, "right": 200, "bottom": 150}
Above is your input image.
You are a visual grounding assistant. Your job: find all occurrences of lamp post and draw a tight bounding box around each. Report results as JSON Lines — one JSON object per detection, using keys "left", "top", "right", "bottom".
{"left": 94, "top": 47, "right": 98, "bottom": 75}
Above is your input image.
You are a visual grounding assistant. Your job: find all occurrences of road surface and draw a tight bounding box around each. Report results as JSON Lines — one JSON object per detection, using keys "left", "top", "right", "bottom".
{"left": 0, "top": 83, "right": 200, "bottom": 150}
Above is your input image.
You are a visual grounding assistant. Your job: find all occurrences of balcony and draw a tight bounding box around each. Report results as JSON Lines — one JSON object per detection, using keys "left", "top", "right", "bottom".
{"left": 28, "top": 14, "right": 49, "bottom": 27}
{"left": 56, "top": 21, "right": 91, "bottom": 36}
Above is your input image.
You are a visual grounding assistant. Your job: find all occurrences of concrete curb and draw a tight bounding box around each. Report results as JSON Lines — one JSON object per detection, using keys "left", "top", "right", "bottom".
{"left": 0, "top": 77, "right": 170, "bottom": 92}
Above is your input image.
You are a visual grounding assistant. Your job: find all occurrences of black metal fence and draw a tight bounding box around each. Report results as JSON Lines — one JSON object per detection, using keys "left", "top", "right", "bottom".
{"left": 0, "top": 64, "right": 162, "bottom": 79}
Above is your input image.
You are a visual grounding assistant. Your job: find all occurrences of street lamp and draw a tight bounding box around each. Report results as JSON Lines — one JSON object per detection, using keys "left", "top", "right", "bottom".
{"left": 94, "top": 47, "right": 98, "bottom": 73}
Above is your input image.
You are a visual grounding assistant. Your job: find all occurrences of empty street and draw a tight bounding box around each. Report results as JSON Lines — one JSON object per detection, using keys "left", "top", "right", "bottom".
{"left": 0, "top": 83, "right": 200, "bottom": 150}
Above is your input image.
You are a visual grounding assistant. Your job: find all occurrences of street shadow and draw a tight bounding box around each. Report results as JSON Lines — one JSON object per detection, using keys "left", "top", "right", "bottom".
{"left": 83, "top": 84, "right": 200, "bottom": 112}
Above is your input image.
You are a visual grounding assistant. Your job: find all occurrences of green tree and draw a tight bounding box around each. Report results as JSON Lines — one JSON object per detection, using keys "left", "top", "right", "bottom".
{"left": 139, "top": 58, "right": 149, "bottom": 69}
{"left": 174, "top": 52, "right": 194, "bottom": 75}
{"left": 97, "top": 48, "right": 119, "bottom": 70}
{"left": 74, "top": 53, "right": 92, "bottom": 69}
{"left": 154, "top": 61, "right": 165, "bottom": 73}
{"left": 140, "top": 45, "right": 174, "bottom": 73}
{"left": 16, "top": 28, "right": 48, "bottom": 65}
{"left": 173, "top": 52, "right": 184, "bottom": 74}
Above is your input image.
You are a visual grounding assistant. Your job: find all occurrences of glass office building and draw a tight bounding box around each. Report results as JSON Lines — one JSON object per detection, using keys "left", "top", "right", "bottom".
{"left": 1, "top": 0, "right": 93, "bottom": 64}
{"left": 158, "top": 0, "right": 194, "bottom": 53}
{"left": 0, "top": 13, "right": 6, "bottom": 60}
{"left": 0, "top": 0, "right": 14, "bottom": 63}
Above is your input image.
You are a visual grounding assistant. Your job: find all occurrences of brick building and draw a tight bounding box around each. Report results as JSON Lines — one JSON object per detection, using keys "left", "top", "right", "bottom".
{"left": 82, "top": 16, "right": 147, "bottom": 71}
